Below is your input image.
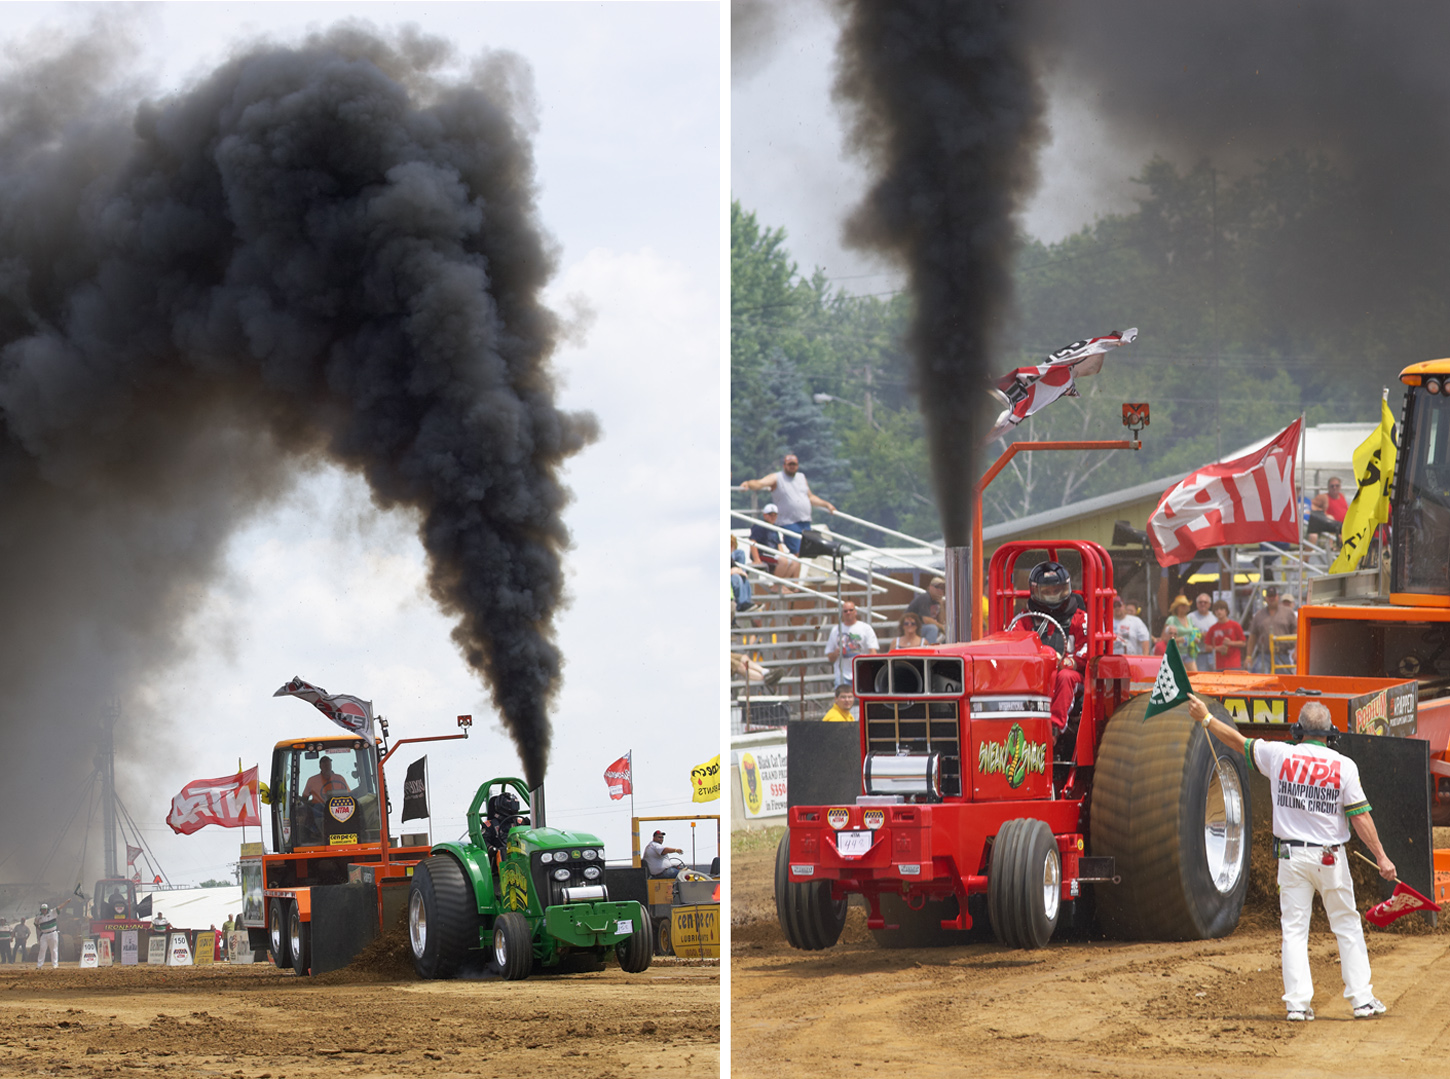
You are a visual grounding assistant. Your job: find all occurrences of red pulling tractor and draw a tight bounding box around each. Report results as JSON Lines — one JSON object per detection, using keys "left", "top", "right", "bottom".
{"left": 780, "top": 540, "right": 1270, "bottom": 950}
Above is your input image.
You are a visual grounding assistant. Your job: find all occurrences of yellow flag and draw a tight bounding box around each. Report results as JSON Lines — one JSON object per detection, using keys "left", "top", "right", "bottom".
{"left": 690, "top": 755, "right": 721, "bottom": 803}
{"left": 1329, "top": 399, "right": 1397, "bottom": 574}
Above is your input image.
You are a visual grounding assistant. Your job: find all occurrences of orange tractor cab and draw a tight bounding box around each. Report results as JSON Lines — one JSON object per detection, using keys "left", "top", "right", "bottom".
{"left": 241, "top": 718, "right": 470, "bottom": 975}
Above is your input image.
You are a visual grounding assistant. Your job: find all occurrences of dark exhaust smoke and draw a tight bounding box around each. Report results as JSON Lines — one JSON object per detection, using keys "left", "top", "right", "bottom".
{"left": 831, "top": 0, "right": 1046, "bottom": 546}
{"left": 0, "top": 18, "right": 593, "bottom": 878}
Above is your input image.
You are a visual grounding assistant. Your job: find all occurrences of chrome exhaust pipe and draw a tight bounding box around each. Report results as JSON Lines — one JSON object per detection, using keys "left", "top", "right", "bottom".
{"left": 944, "top": 544, "right": 972, "bottom": 643}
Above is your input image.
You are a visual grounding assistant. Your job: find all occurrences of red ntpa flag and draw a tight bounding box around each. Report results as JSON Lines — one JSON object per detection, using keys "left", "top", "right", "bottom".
{"left": 166, "top": 766, "right": 261, "bottom": 835}
{"left": 1148, "top": 418, "right": 1302, "bottom": 566}
{"left": 1364, "top": 880, "right": 1442, "bottom": 927}
{"left": 604, "top": 753, "right": 632, "bottom": 801}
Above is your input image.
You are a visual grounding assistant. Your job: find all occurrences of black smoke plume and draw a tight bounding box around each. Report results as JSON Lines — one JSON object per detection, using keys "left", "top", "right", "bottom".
{"left": 1024, "top": 2, "right": 1450, "bottom": 358}
{"left": 0, "top": 17, "right": 593, "bottom": 875}
{"left": 831, "top": 1, "right": 1045, "bottom": 546}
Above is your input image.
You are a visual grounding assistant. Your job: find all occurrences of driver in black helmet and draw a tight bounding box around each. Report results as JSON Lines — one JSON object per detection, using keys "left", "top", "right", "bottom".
{"left": 1024, "top": 561, "right": 1089, "bottom": 743}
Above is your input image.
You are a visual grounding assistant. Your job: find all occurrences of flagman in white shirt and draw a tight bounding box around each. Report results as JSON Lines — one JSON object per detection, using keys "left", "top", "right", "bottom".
{"left": 1186, "top": 693, "right": 1395, "bottom": 1022}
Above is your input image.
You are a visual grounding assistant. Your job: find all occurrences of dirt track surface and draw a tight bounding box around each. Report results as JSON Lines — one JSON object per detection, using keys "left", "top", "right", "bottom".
{"left": 0, "top": 952, "right": 718, "bottom": 1078}
{"left": 731, "top": 837, "right": 1450, "bottom": 1079}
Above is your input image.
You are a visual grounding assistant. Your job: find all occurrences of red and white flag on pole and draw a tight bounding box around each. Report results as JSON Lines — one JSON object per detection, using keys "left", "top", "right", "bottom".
{"left": 1148, "top": 418, "right": 1302, "bottom": 566}
{"left": 273, "top": 676, "right": 376, "bottom": 742}
{"left": 604, "top": 752, "right": 633, "bottom": 801}
{"left": 166, "top": 766, "right": 261, "bottom": 835}
{"left": 1364, "top": 880, "right": 1442, "bottom": 927}
{"left": 988, "top": 328, "right": 1138, "bottom": 441}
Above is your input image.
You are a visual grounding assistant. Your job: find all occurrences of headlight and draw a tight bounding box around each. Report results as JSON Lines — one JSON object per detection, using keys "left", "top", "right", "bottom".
{"left": 552, "top": 867, "right": 571, "bottom": 881}
{"left": 540, "top": 851, "right": 555, "bottom": 863}
{"left": 582, "top": 849, "right": 597, "bottom": 861}
{"left": 583, "top": 866, "right": 601, "bottom": 880}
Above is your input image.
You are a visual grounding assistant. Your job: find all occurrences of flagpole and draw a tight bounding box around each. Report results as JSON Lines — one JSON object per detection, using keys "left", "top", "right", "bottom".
{"left": 629, "top": 750, "right": 634, "bottom": 828}
{"left": 1297, "top": 412, "right": 1306, "bottom": 608}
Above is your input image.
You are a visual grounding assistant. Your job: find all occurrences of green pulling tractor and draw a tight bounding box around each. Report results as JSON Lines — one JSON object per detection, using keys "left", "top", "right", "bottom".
{"left": 407, "top": 777, "right": 653, "bottom": 980}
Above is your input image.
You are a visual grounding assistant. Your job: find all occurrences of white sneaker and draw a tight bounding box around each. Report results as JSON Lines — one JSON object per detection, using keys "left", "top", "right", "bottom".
{"left": 1286, "top": 1007, "right": 1315, "bottom": 1022}
{"left": 1353, "top": 998, "right": 1386, "bottom": 1018}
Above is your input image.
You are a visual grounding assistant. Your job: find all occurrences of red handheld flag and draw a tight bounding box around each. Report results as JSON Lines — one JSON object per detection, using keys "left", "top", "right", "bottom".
{"left": 1364, "top": 880, "right": 1441, "bottom": 927}
{"left": 604, "top": 753, "right": 632, "bottom": 801}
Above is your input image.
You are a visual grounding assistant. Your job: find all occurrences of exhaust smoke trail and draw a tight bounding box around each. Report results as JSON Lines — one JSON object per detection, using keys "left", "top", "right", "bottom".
{"left": 831, "top": 0, "right": 1046, "bottom": 546}
{"left": 0, "top": 18, "right": 593, "bottom": 880}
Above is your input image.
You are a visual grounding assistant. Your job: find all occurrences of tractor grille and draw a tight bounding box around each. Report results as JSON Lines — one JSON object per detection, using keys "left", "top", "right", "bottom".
{"left": 863, "top": 699, "right": 961, "bottom": 797}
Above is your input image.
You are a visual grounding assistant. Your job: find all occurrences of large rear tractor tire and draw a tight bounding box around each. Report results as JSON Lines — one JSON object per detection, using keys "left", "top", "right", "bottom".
{"left": 408, "top": 855, "right": 479, "bottom": 979}
{"left": 268, "top": 898, "right": 291, "bottom": 970}
{"left": 289, "top": 902, "right": 311, "bottom": 977}
{"left": 774, "top": 829, "right": 847, "bottom": 950}
{"left": 491, "top": 911, "right": 534, "bottom": 981}
{"left": 616, "top": 909, "right": 653, "bottom": 973}
{"left": 1092, "top": 695, "right": 1251, "bottom": 940}
{"left": 988, "top": 818, "right": 1062, "bottom": 949}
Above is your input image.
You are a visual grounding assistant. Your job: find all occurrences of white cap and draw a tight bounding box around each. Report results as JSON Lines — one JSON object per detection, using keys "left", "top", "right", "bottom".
{"left": 762, "top": 503, "right": 779, "bottom": 515}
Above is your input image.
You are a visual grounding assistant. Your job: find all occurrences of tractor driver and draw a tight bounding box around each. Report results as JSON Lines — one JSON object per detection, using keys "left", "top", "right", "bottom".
{"left": 1024, "top": 561, "right": 1088, "bottom": 753}
{"left": 301, "top": 756, "right": 351, "bottom": 842}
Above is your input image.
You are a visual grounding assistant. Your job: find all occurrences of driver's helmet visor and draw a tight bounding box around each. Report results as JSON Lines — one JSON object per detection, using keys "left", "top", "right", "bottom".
{"left": 1032, "top": 582, "right": 1071, "bottom": 606}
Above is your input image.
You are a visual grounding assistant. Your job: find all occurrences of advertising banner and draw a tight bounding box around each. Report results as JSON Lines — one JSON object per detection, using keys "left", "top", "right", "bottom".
{"left": 738, "top": 746, "right": 788, "bottom": 818}
{"left": 147, "top": 935, "right": 167, "bottom": 965}
{"left": 120, "top": 930, "right": 139, "bottom": 966}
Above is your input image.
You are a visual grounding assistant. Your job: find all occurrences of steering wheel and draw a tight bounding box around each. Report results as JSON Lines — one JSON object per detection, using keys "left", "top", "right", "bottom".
{"left": 1006, "top": 609, "right": 1069, "bottom": 656}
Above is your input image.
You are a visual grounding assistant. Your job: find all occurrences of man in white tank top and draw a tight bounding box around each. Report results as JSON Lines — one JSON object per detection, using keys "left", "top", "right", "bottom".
{"left": 739, "top": 453, "right": 836, "bottom": 554}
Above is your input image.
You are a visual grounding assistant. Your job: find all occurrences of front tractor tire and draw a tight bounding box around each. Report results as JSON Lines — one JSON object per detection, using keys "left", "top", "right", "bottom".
{"left": 988, "top": 818, "right": 1061, "bottom": 949}
{"left": 774, "top": 829, "right": 847, "bottom": 950}
{"left": 617, "top": 909, "right": 653, "bottom": 973}
{"left": 1092, "top": 694, "right": 1251, "bottom": 940}
{"left": 409, "top": 855, "right": 479, "bottom": 980}
{"left": 491, "top": 911, "right": 534, "bottom": 981}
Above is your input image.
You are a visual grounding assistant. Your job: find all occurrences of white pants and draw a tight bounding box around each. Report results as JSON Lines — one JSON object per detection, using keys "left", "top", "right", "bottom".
{"left": 36, "top": 930, "right": 59, "bottom": 969}
{"left": 1278, "top": 846, "right": 1373, "bottom": 1010}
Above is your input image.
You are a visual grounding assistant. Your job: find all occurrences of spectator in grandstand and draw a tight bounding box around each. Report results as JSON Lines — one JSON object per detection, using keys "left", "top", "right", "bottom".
{"left": 1112, "top": 596, "right": 1152, "bottom": 655}
{"left": 739, "top": 453, "right": 837, "bottom": 551}
{"left": 748, "top": 504, "right": 801, "bottom": 585}
{"left": 824, "top": 600, "right": 880, "bottom": 687}
{"left": 730, "top": 651, "right": 784, "bottom": 691}
{"left": 1188, "top": 592, "right": 1218, "bottom": 671}
{"left": 821, "top": 684, "right": 857, "bottom": 723}
{"left": 1247, "top": 586, "right": 1297, "bottom": 673}
{"left": 1162, "top": 595, "right": 1202, "bottom": 671}
{"left": 1205, "top": 599, "right": 1246, "bottom": 670}
{"left": 894, "top": 611, "right": 927, "bottom": 650}
{"left": 906, "top": 577, "right": 947, "bottom": 643}
{"left": 1324, "top": 476, "right": 1350, "bottom": 523}
{"left": 729, "top": 536, "right": 757, "bottom": 613}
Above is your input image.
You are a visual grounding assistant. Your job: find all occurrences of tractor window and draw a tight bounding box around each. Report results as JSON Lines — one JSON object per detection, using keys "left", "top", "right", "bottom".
{"left": 272, "top": 742, "right": 382, "bottom": 853}
{"left": 1394, "top": 390, "right": 1450, "bottom": 596}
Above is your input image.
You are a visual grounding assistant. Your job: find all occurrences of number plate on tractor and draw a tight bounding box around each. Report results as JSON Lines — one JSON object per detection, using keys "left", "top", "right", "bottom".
{"left": 836, "top": 831, "right": 872, "bottom": 856}
{"left": 615, "top": 920, "right": 633, "bottom": 935}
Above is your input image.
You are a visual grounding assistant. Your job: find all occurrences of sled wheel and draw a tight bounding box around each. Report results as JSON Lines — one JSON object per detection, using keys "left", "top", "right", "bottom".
{"left": 268, "top": 898, "right": 291, "bottom": 970}
{"left": 288, "top": 901, "right": 311, "bottom": 976}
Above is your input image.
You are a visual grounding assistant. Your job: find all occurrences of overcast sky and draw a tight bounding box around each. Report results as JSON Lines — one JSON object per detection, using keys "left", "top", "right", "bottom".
{"left": 731, "top": 0, "right": 1136, "bottom": 290}
{"left": 3, "top": 2, "right": 722, "bottom": 887}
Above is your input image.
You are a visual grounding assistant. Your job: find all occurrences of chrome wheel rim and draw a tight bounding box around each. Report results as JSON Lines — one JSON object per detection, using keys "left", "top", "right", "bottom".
{"left": 1042, "top": 846, "right": 1061, "bottom": 921}
{"left": 1204, "top": 758, "right": 1247, "bottom": 893}
{"left": 493, "top": 923, "right": 508, "bottom": 968}
{"left": 289, "top": 908, "right": 302, "bottom": 959}
{"left": 409, "top": 892, "right": 427, "bottom": 959}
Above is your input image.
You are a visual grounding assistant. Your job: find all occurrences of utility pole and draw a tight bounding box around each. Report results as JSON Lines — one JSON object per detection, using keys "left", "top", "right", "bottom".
{"left": 99, "top": 701, "right": 120, "bottom": 880}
